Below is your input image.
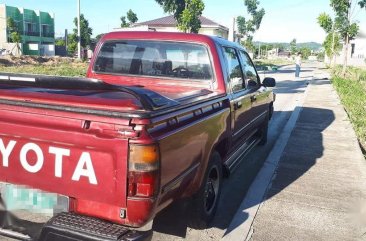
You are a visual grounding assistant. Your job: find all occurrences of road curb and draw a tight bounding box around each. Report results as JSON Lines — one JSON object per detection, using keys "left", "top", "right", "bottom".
{"left": 222, "top": 78, "right": 312, "bottom": 241}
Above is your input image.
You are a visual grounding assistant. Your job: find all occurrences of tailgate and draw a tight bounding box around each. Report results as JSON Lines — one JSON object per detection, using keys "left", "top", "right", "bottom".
{"left": 0, "top": 107, "right": 129, "bottom": 208}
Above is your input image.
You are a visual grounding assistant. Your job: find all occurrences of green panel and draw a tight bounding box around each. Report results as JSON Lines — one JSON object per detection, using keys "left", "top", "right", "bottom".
{"left": 6, "top": 6, "right": 22, "bottom": 21}
{"left": 40, "top": 12, "right": 51, "bottom": 24}
{"left": 40, "top": 12, "right": 54, "bottom": 39}
{"left": 23, "top": 35, "right": 41, "bottom": 43}
{"left": 23, "top": 9, "right": 40, "bottom": 32}
{"left": 6, "top": 6, "right": 23, "bottom": 34}
{"left": 41, "top": 38, "right": 55, "bottom": 44}
{"left": 24, "top": 9, "right": 39, "bottom": 24}
{"left": 23, "top": 43, "right": 40, "bottom": 56}
{"left": 40, "top": 11, "right": 54, "bottom": 28}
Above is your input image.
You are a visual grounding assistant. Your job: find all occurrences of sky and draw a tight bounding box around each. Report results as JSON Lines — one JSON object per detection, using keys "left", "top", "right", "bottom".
{"left": 1, "top": 0, "right": 366, "bottom": 43}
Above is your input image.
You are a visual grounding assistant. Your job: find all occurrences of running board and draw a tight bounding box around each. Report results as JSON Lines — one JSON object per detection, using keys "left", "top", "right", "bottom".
{"left": 224, "top": 136, "right": 260, "bottom": 175}
{"left": 0, "top": 228, "right": 31, "bottom": 240}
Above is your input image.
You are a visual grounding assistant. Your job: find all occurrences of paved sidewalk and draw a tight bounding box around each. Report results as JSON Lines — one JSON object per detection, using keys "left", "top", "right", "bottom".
{"left": 249, "top": 78, "right": 366, "bottom": 240}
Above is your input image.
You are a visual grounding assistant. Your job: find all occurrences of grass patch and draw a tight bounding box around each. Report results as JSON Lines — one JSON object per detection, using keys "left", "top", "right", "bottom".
{"left": 0, "top": 63, "right": 88, "bottom": 77}
{"left": 254, "top": 59, "right": 293, "bottom": 71}
{"left": 332, "top": 67, "right": 366, "bottom": 150}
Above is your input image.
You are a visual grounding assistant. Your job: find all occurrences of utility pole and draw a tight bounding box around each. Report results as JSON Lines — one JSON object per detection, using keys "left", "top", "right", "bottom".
{"left": 258, "top": 42, "right": 261, "bottom": 59}
{"left": 77, "top": 0, "right": 81, "bottom": 59}
{"left": 265, "top": 45, "right": 268, "bottom": 59}
{"left": 65, "top": 29, "right": 68, "bottom": 53}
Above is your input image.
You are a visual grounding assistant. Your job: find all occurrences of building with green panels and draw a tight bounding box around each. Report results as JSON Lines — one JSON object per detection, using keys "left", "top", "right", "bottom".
{"left": 0, "top": 4, "right": 55, "bottom": 56}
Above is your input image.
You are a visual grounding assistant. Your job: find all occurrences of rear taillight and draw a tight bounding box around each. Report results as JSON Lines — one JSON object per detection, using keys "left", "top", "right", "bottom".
{"left": 128, "top": 144, "right": 159, "bottom": 198}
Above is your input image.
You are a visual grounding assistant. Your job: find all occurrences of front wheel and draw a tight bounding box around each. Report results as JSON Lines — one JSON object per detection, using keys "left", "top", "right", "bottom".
{"left": 190, "top": 152, "right": 222, "bottom": 229}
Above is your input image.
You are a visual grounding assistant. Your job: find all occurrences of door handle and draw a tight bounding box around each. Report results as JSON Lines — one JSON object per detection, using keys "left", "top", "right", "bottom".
{"left": 250, "top": 95, "right": 257, "bottom": 102}
{"left": 234, "top": 101, "right": 242, "bottom": 110}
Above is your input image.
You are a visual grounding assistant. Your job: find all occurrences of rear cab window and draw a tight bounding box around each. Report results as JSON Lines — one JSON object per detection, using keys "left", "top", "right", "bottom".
{"left": 93, "top": 40, "right": 213, "bottom": 81}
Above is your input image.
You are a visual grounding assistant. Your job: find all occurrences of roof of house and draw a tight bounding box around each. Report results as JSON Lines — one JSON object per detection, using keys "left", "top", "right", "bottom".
{"left": 134, "top": 15, "right": 228, "bottom": 30}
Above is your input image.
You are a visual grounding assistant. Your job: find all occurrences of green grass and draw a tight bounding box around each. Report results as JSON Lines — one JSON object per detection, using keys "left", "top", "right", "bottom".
{"left": 332, "top": 67, "right": 366, "bottom": 150}
{"left": 0, "top": 63, "right": 89, "bottom": 77}
{"left": 254, "top": 59, "right": 293, "bottom": 71}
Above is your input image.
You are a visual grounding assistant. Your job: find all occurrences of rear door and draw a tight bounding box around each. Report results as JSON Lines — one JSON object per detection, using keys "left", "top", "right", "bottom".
{"left": 221, "top": 47, "right": 255, "bottom": 146}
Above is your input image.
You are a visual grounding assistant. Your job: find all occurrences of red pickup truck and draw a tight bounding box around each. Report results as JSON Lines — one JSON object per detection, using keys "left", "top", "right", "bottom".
{"left": 0, "top": 31, "right": 275, "bottom": 241}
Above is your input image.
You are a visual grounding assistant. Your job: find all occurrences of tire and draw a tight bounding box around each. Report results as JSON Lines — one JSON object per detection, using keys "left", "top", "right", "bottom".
{"left": 258, "top": 113, "right": 269, "bottom": 146}
{"left": 190, "top": 152, "right": 223, "bottom": 229}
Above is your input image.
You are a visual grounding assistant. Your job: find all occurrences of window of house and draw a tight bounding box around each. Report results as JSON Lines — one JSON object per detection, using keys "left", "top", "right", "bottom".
{"left": 41, "top": 25, "right": 53, "bottom": 37}
{"left": 25, "top": 22, "right": 37, "bottom": 36}
{"left": 26, "top": 23, "right": 33, "bottom": 32}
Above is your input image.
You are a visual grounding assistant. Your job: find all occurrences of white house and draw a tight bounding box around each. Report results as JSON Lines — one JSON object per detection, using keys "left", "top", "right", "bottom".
{"left": 332, "top": 30, "right": 366, "bottom": 67}
{"left": 114, "top": 15, "right": 229, "bottom": 39}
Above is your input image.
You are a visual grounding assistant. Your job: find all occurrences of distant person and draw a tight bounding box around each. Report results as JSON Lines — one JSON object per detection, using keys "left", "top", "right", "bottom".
{"left": 295, "top": 53, "right": 302, "bottom": 78}
{"left": 87, "top": 48, "right": 93, "bottom": 62}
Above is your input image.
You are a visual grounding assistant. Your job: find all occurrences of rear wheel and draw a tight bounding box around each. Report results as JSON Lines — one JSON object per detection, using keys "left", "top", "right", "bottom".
{"left": 190, "top": 152, "right": 222, "bottom": 229}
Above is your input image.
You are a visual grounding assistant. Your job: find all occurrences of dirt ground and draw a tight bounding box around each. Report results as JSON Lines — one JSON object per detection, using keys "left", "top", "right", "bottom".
{"left": 0, "top": 56, "right": 89, "bottom": 77}
{"left": 0, "top": 55, "right": 83, "bottom": 67}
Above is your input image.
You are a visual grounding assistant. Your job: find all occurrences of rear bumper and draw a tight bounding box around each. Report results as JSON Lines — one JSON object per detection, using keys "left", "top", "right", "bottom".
{"left": 0, "top": 212, "right": 152, "bottom": 241}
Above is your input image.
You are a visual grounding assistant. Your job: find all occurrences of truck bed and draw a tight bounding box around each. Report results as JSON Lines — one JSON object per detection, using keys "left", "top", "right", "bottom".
{"left": 0, "top": 73, "right": 221, "bottom": 118}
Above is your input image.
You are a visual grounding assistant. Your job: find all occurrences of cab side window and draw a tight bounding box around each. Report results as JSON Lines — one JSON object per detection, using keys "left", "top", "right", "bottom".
{"left": 239, "top": 51, "right": 259, "bottom": 88}
{"left": 222, "top": 47, "right": 245, "bottom": 92}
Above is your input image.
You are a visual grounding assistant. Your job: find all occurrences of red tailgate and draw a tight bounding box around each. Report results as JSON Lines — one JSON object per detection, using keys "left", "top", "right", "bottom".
{"left": 0, "top": 107, "right": 129, "bottom": 209}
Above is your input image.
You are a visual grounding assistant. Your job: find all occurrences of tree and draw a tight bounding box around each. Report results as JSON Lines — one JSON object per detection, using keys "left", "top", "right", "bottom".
{"left": 55, "top": 39, "right": 66, "bottom": 46}
{"left": 68, "top": 14, "right": 93, "bottom": 55}
{"left": 317, "top": 12, "right": 342, "bottom": 65}
{"left": 74, "top": 14, "right": 93, "bottom": 48}
{"left": 323, "top": 33, "right": 342, "bottom": 60}
{"left": 360, "top": 0, "right": 366, "bottom": 8}
{"left": 318, "top": 12, "right": 333, "bottom": 33}
{"left": 241, "top": 36, "right": 255, "bottom": 53}
{"left": 121, "top": 9, "right": 138, "bottom": 28}
{"left": 177, "top": 0, "right": 204, "bottom": 33}
{"left": 290, "top": 38, "right": 297, "bottom": 54}
{"left": 328, "top": 0, "right": 360, "bottom": 75}
{"left": 7, "top": 17, "right": 22, "bottom": 55}
{"left": 120, "top": 16, "right": 129, "bottom": 28}
{"left": 127, "top": 9, "right": 138, "bottom": 24}
{"left": 155, "top": 0, "right": 205, "bottom": 33}
{"left": 236, "top": 16, "right": 246, "bottom": 37}
{"left": 95, "top": 34, "right": 105, "bottom": 42}
{"left": 236, "top": 0, "right": 265, "bottom": 47}
{"left": 67, "top": 34, "right": 78, "bottom": 55}
{"left": 155, "top": 0, "right": 186, "bottom": 20}
{"left": 299, "top": 47, "right": 312, "bottom": 59}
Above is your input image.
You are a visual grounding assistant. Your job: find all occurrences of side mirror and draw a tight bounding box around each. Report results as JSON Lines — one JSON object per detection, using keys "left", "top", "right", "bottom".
{"left": 262, "top": 77, "right": 276, "bottom": 87}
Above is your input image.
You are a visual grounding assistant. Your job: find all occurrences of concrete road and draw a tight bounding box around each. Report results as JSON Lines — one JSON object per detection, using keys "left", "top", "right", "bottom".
{"left": 151, "top": 62, "right": 324, "bottom": 241}
{"left": 247, "top": 74, "right": 366, "bottom": 241}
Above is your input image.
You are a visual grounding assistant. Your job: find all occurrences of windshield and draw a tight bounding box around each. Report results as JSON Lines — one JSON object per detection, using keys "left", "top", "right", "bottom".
{"left": 94, "top": 40, "right": 213, "bottom": 81}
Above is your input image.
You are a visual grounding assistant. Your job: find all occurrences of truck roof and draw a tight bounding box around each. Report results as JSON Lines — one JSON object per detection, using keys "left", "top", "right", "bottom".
{"left": 100, "top": 31, "right": 246, "bottom": 51}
